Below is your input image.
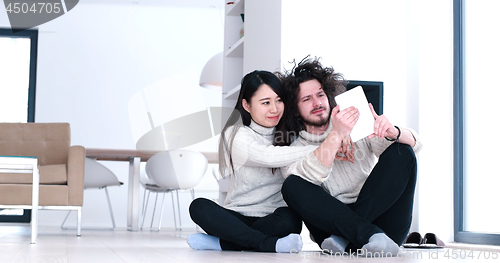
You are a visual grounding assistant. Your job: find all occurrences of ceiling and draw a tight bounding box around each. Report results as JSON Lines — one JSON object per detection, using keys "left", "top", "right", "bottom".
{"left": 80, "top": 0, "right": 225, "bottom": 9}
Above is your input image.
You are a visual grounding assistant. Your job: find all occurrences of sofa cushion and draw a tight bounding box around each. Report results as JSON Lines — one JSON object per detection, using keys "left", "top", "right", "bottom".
{"left": 40, "top": 164, "right": 67, "bottom": 184}
{"left": 0, "top": 184, "right": 69, "bottom": 206}
{"left": 0, "top": 164, "right": 67, "bottom": 185}
{"left": 0, "top": 123, "right": 70, "bottom": 166}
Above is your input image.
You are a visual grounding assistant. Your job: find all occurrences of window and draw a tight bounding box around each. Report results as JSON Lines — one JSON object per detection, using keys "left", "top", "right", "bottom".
{"left": 0, "top": 28, "right": 37, "bottom": 122}
{"left": 454, "top": 0, "right": 500, "bottom": 245}
{"left": 0, "top": 28, "right": 38, "bottom": 222}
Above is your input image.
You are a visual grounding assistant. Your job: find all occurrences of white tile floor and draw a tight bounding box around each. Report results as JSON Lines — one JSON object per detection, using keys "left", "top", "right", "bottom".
{"left": 1, "top": 224, "right": 500, "bottom": 263}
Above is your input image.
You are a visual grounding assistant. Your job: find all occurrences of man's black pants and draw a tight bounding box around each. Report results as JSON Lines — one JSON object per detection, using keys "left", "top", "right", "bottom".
{"left": 282, "top": 143, "right": 417, "bottom": 250}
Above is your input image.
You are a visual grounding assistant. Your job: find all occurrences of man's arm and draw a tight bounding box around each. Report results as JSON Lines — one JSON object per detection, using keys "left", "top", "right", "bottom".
{"left": 367, "top": 103, "right": 416, "bottom": 147}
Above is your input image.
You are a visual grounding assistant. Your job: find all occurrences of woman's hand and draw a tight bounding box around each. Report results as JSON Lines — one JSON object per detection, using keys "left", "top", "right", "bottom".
{"left": 367, "top": 103, "right": 399, "bottom": 139}
{"left": 335, "top": 136, "right": 355, "bottom": 163}
{"left": 330, "top": 105, "right": 359, "bottom": 139}
{"left": 315, "top": 105, "right": 358, "bottom": 167}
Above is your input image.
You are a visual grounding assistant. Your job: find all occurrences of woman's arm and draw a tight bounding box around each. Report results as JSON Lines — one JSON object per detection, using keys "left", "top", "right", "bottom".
{"left": 311, "top": 105, "right": 359, "bottom": 167}
{"left": 281, "top": 106, "right": 359, "bottom": 184}
{"left": 230, "top": 131, "right": 317, "bottom": 168}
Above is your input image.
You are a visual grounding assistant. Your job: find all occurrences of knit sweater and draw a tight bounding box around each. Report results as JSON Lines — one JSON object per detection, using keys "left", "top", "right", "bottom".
{"left": 282, "top": 122, "right": 423, "bottom": 204}
{"left": 222, "top": 120, "right": 317, "bottom": 217}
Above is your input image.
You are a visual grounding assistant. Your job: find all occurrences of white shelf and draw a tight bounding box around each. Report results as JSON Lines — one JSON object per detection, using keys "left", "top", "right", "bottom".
{"left": 223, "top": 84, "right": 241, "bottom": 100}
{"left": 226, "top": 0, "right": 245, "bottom": 16}
{"left": 225, "top": 37, "right": 244, "bottom": 58}
{"left": 222, "top": 0, "right": 282, "bottom": 108}
{"left": 222, "top": 0, "right": 246, "bottom": 108}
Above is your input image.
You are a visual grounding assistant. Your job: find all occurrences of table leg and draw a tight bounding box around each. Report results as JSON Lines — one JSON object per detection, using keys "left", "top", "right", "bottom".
{"left": 31, "top": 159, "right": 39, "bottom": 244}
{"left": 127, "top": 157, "right": 141, "bottom": 231}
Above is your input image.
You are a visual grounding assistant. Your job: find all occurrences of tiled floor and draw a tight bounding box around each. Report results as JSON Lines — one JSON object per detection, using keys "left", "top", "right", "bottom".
{"left": 1, "top": 224, "right": 500, "bottom": 262}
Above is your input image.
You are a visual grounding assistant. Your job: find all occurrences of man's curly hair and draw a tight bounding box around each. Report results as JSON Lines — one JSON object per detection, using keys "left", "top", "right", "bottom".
{"left": 276, "top": 56, "right": 347, "bottom": 146}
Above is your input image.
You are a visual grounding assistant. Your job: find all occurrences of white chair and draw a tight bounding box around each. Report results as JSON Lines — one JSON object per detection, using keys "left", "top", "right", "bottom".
{"left": 139, "top": 165, "right": 175, "bottom": 231}
{"left": 142, "top": 150, "right": 207, "bottom": 231}
{"left": 61, "top": 158, "right": 123, "bottom": 230}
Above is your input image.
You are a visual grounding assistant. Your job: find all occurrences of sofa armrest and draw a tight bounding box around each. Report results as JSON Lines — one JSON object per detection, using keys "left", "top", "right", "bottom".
{"left": 67, "top": 145, "right": 85, "bottom": 206}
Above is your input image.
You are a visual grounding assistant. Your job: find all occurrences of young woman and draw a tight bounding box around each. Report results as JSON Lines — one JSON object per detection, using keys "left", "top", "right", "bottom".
{"left": 188, "top": 70, "right": 318, "bottom": 253}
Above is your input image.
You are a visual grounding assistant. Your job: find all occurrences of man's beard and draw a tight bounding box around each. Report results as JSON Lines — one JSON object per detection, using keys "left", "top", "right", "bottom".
{"left": 302, "top": 107, "right": 330, "bottom": 127}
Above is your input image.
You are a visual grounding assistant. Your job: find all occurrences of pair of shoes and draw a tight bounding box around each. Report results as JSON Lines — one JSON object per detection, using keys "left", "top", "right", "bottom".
{"left": 403, "top": 232, "right": 445, "bottom": 248}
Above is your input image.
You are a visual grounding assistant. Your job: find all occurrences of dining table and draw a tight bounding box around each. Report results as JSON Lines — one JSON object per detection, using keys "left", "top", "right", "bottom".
{"left": 85, "top": 148, "right": 218, "bottom": 231}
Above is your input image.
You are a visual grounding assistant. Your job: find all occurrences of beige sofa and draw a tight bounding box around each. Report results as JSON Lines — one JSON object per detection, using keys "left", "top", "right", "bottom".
{"left": 0, "top": 123, "right": 85, "bottom": 235}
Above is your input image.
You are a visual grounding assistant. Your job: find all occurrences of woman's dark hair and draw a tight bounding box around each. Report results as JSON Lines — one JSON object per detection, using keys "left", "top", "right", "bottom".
{"left": 219, "top": 70, "right": 286, "bottom": 177}
{"left": 277, "top": 56, "right": 347, "bottom": 146}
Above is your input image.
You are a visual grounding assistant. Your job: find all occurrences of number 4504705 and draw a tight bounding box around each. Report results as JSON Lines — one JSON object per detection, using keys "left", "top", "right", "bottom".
{"left": 6, "top": 2, "right": 62, "bottom": 14}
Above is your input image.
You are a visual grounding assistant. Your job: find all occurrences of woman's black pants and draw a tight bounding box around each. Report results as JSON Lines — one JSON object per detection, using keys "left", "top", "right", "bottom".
{"left": 282, "top": 143, "right": 417, "bottom": 251}
{"left": 189, "top": 198, "right": 302, "bottom": 252}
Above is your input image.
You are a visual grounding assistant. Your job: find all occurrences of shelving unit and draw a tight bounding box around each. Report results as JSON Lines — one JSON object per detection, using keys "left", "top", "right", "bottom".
{"left": 223, "top": 84, "right": 241, "bottom": 100}
{"left": 222, "top": 0, "right": 282, "bottom": 109}
{"left": 222, "top": 0, "right": 245, "bottom": 107}
{"left": 225, "top": 37, "right": 244, "bottom": 58}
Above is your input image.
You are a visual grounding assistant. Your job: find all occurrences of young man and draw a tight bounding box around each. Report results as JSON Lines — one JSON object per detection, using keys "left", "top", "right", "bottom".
{"left": 279, "top": 57, "right": 423, "bottom": 257}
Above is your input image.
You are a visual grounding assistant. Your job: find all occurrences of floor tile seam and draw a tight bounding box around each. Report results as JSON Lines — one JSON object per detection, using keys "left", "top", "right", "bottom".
{"left": 3, "top": 238, "right": 34, "bottom": 263}
{"left": 88, "top": 233, "right": 130, "bottom": 262}
{"left": 96, "top": 233, "right": 186, "bottom": 263}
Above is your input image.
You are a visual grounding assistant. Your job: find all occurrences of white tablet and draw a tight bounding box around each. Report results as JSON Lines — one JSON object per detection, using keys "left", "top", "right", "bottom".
{"left": 334, "top": 86, "right": 375, "bottom": 142}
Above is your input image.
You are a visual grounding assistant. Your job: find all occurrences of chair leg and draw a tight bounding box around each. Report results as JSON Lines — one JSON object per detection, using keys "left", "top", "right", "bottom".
{"left": 171, "top": 191, "right": 178, "bottom": 230}
{"left": 31, "top": 162, "right": 39, "bottom": 244}
{"left": 60, "top": 210, "right": 72, "bottom": 229}
{"left": 76, "top": 207, "right": 82, "bottom": 237}
{"left": 150, "top": 192, "right": 159, "bottom": 230}
{"left": 104, "top": 186, "right": 116, "bottom": 230}
{"left": 61, "top": 188, "right": 115, "bottom": 232}
{"left": 176, "top": 190, "right": 182, "bottom": 230}
{"left": 141, "top": 190, "right": 151, "bottom": 230}
{"left": 156, "top": 190, "right": 167, "bottom": 232}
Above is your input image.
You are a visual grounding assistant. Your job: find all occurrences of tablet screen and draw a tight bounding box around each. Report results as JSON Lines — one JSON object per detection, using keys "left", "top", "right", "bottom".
{"left": 334, "top": 86, "right": 375, "bottom": 142}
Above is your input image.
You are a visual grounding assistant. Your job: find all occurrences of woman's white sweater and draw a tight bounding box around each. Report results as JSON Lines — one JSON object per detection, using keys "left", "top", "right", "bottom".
{"left": 222, "top": 120, "right": 316, "bottom": 217}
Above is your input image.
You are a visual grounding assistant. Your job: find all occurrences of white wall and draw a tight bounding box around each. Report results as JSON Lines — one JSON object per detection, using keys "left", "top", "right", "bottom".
{"left": 1, "top": 2, "right": 224, "bottom": 229}
{"left": 282, "top": 0, "right": 410, "bottom": 126}
{"left": 281, "top": 0, "right": 454, "bottom": 242}
{"left": 416, "top": 0, "right": 454, "bottom": 243}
